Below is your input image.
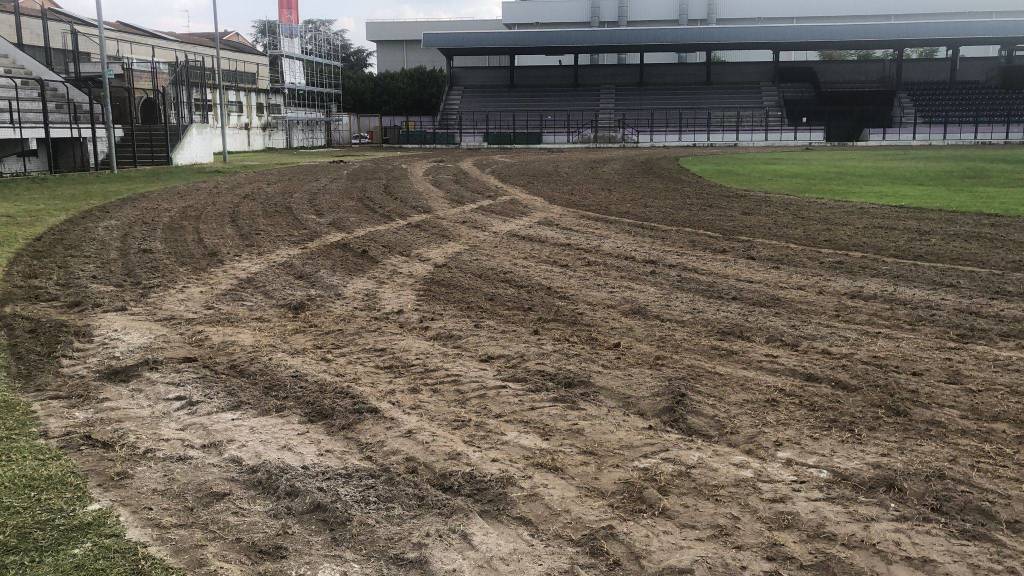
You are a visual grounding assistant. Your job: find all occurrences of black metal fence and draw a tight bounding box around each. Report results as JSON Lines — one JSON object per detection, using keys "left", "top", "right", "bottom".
{"left": 382, "top": 107, "right": 822, "bottom": 146}
{"left": 373, "top": 105, "right": 1024, "bottom": 146}
{"left": 0, "top": 76, "right": 101, "bottom": 175}
{"left": 865, "top": 108, "right": 1024, "bottom": 142}
{"left": 0, "top": 74, "right": 182, "bottom": 177}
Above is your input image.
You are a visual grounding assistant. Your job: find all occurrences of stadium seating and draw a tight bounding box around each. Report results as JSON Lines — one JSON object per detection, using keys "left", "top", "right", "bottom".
{"left": 439, "top": 83, "right": 786, "bottom": 133}
{"left": 903, "top": 81, "right": 1024, "bottom": 123}
{"left": 0, "top": 53, "right": 103, "bottom": 127}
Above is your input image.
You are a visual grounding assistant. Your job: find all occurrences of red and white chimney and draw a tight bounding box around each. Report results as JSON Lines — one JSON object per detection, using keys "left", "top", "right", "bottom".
{"left": 279, "top": 0, "right": 305, "bottom": 84}
{"left": 279, "top": 0, "right": 299, "bottom": 27}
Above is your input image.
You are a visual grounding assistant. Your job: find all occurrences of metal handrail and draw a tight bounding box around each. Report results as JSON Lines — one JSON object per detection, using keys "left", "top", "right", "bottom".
{"left": 0, "top": 74, "right": 102, "bottom": 175}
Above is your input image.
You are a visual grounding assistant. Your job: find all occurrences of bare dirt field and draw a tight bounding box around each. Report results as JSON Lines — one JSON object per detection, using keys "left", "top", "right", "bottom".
{"left": 3, "top": 149, "right": 1023, "bottom": 575}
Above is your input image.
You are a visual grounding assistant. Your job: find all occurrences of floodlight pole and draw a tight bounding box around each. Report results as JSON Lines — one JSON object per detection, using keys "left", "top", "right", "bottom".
{"left": 212, "top": 0, "right": 229, "bottom": 163}
{"left": 94, "top": 0, "right": 117, "bottom": 173}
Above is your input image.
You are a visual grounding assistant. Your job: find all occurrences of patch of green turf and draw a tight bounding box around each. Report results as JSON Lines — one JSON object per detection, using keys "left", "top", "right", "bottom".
{"left": 0, "top": 343, "right": 180, "bottom": 576}
{"left": 680, "top": 146, "right": 1024, "bottom": 216}
{"left": 0, "top": 148, "right": 393, "bottom": 574}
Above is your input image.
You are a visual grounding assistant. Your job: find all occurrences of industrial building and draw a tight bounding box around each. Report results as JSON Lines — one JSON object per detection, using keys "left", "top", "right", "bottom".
{"left": 368, "top": 0, "right": 1024, "bottom": 71}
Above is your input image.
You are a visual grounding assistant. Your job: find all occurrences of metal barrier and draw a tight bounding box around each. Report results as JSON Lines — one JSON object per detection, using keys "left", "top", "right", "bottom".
{"left": 0, "top": 74, "right": 185, "bottom": 176}
{"left": 0, "top": 75, "right": 101, "bottom": 176}
{"left": 381, "top": 107, "right": 822, "bottom": 146}
{"left": 866, "top": 108, "right": 1024, "bottom": 143}
{"left": 377, "top": 105, "right": 1024, "bottom": 147}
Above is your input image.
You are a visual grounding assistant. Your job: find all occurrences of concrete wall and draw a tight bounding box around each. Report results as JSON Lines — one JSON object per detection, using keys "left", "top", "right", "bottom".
{"left": 171, "top": 124, "right": 277, "bottom": 165}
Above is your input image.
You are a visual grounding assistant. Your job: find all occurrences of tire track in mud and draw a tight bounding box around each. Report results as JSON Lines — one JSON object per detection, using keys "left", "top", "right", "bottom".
{"left": 464, "top": 157, "right": 1024, "bottom": 277}
{"left": 4, "top": 150, "right": 1023, "bottom": 576}
{"left": 27, "top": 158, "right": 589, "bottom": 575}
{"left": 223, "top": 159, "right": 1020, "bottom": 574}
{"left": 151, "top": 195, "right": 515, "bottom": 316}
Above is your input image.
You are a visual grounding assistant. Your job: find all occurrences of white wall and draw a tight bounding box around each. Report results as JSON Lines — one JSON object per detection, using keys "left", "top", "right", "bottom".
{"left": 369, "top": 19, "right": 507, "bottom": 72}
{"left": 171, "top": 124, "right": 277, "bottom": 165}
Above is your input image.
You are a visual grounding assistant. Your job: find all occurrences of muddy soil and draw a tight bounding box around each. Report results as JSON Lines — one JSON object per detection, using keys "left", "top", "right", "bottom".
{"left": 3, "top": 149, "right": 1023, "bottom": 575}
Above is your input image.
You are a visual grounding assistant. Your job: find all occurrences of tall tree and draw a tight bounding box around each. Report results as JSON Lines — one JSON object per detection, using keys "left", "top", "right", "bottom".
{"left": 250, "top": 19, "right": 280, "bottom": 53}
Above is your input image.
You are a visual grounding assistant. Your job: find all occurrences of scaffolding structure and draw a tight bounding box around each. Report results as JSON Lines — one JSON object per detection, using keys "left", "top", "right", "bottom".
{"left": 267, "top": 21, "right": 344, "bottom": 118}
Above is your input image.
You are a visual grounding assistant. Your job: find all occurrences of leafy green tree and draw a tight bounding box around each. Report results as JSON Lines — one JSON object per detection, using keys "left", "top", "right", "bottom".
{"left": 818, "top": 50, "right": 897, "bottom": 61}
{"left": 818, "top": 50, "right": 856, "bottom": 61}
{"left": 250, "top": 19, "right": 278, "bottom": 52}
{"left": 343, "top": 67, "right": 448, "bottom": 115}
{"left": 908, "top": 47, "right": 942, "bottom": 59}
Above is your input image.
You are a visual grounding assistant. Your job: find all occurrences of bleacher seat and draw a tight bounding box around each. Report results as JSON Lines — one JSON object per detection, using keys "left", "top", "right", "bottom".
{"left": 904, "top": 81, "right": 1024, "bottom": 123}
{"left": 439, "top": 83, "right": 786, "bottom": 132}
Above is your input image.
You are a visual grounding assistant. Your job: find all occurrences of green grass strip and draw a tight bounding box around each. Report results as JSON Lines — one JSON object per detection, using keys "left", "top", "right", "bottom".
{"left": 681, "top": 146, "right": 1024, "bottom": 216}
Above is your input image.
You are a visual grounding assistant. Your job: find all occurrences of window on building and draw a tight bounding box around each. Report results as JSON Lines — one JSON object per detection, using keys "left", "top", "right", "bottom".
{"left": 256, "top": 102, "right": 266, "bottom": 116}
{"left": 227, "top": 101, "right": 244, "bottom": 114}
{"left": 268, "top": 104, "right": 283, "bottom": 115}
{"left": 193, "top": 99, "right": 213, "bottom": 113}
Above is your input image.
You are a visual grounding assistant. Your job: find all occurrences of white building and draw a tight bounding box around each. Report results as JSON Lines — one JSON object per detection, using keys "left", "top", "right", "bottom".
{"left": 368, "top": 0, "right": 1024, "bottom": 72}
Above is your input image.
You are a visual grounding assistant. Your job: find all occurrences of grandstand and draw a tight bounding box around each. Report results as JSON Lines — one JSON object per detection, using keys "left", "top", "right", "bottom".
{"left": 440, "top": 83, "right": 790, "bottom": 144}
{"left": 0, "top": 35, "right": 113, "bottom": 174}
{"left": 372, "top": 3, "right": 1024, "bottom": 146}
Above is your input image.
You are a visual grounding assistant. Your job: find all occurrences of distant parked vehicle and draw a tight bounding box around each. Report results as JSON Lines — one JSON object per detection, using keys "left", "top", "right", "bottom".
{"left": 352, "top": 133, "right": 371, "bottom": 145}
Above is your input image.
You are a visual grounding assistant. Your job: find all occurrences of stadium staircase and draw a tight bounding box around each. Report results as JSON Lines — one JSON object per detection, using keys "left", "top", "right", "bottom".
{"left": 597, "top": 85, "right": 617, "bottom": 133}
{"left": 438, "top": 86, "right": 464, "bottom": 127}
{"left": 101, "top": 125, "right": 180, "bottom": 169}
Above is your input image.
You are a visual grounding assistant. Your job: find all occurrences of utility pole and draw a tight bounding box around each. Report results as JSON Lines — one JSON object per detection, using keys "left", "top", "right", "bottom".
{"left": 95, "top": 0, "right": 117, "bottom": 173}
{"left": 212, "top": 0, "right": 229, "bottom": 163}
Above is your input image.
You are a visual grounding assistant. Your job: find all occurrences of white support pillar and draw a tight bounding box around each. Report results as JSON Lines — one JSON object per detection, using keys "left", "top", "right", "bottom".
{"left": 706, "top": 0, "right": 718, "bottom": 25}
{"left": 677, "top": 0, "right": 689, "bottom": 63}
{"left": 617, "top": 0, "right": 629, "bottom": 65}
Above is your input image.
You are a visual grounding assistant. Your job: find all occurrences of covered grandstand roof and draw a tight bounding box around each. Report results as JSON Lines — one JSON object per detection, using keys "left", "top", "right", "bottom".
{"left": 423, "top": 20, "right": 1024, "bottom": 56}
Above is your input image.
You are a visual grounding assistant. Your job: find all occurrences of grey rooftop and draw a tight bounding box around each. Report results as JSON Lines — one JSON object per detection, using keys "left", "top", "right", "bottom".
{"left": 423, "top": 20, "right": 1024, "bottom": 56}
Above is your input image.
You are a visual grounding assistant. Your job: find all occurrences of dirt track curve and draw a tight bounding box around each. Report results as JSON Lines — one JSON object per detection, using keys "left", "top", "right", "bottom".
{"left": 3, "top": 149, "right": 1023, "bottom": 576}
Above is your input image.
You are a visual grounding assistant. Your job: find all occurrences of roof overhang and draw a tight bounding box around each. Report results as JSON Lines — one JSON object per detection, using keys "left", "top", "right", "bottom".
{"left": 423, "top": 20, "right": 1024, "bottom": 57}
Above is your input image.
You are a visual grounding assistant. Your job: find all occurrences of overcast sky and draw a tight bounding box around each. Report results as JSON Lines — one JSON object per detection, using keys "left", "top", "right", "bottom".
{"left": 58, "top": 0, "right": 501, "bottom": 64}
